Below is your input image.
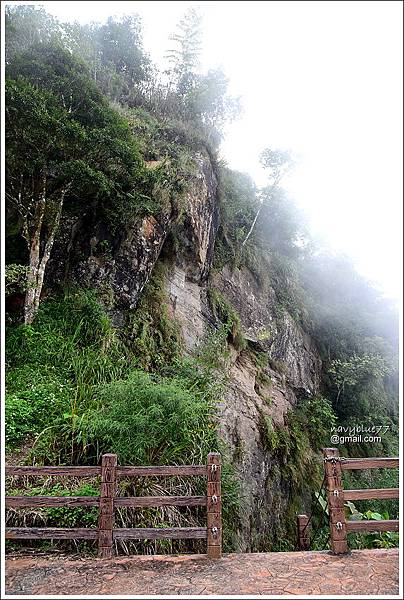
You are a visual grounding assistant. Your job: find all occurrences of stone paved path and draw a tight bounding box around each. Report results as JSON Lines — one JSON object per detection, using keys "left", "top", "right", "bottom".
{"left": 5, "top": 548, "right": 399, "bottom": 596}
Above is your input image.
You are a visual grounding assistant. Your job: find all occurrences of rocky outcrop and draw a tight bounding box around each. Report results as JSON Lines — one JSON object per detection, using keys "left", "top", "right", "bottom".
{"left": 173, "top": 153, "right": 219, "bottom": 282}
{"left": 46, "top": 152, "right": 218, "bottom": 320}
{"left": 212, "top": 265, "right": 321, "bottom": 395}
{"left": 46, "top": 149, "right": 321, "bottom": 551}
{"left": 167, "top": 260, "right": 320, "bottom": 549}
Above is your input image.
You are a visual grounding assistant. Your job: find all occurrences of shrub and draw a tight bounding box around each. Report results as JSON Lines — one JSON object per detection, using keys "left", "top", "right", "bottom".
{"left": 82, "top": 370, "right": 217, "bottom": 465}
{"left": 207, "top": 288, "right": 245, "bottom": 350}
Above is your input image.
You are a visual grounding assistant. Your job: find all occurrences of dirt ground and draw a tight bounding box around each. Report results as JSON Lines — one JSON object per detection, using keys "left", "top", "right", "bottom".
{"left": 5, "top": 548, "right": 400, "bottom": 596}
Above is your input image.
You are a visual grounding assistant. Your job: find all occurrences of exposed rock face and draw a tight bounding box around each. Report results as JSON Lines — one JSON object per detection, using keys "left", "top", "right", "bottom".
{"left": 47, "top": 152, "right": 218, "bottom": 319}
{"left": 168, "top": 260, "right": 320, "bottom": 549}
{"left": 174, "top": 153, "right": 219, "bottom": 282}
{"left": 212, "top": 265, "right": 321, "bottom": 395}
{"left": 166, "top": 266, "right": 211, "bottom": 349}
{"left": 46, "top": 210, "right": 172, "bottom": 322}
{"left": 47, "top": 149, "right": 321, "bottom": 551}
{"left": 217, "top": 349, "right": 295, "bottom": 551}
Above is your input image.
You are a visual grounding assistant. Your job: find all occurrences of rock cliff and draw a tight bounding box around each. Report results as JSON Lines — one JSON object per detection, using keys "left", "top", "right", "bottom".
{"left": 46, "top": 150, "right": 322, "bottom": 550}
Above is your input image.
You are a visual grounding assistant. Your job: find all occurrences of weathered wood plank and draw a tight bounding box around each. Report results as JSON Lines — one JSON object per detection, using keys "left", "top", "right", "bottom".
{"left": 207, "top": 452, "right": 222, "bottom": 559}
{"left": 341, "top": 458, "right": 399, "bottom": 471}
{"left": 297, "top": 514, "right": 310, "bottom": 551}
{"left": 116, "top": 465, "right": 207, "bottom": 477}
{"left": 113, "top": 527, "right": 207, "bottom": 540}
{"left": 6, "top": 496, "right": 99, "bottom": 508}
{"left": 98, "top": 454, "right": 117, "bottom": 559}
{"left": 5, "top": 528, "right": 98, "bottom": 540}
{"left": 347, "top": 520, "right": 399, "bottom": 532}
{"left": 323, "top": 448, "right": 348, "bottom": 555}
{"left": 5, "top": 466, "right": 101, "bottom": 477}
{"left": 344, "top": 488, "right": 399, "bottom": 501}
{"left": 206, "top": 546, "right": 221, "bottom": 559}
{"left": 115, "top": 496, "right": 206, "bottom": 507}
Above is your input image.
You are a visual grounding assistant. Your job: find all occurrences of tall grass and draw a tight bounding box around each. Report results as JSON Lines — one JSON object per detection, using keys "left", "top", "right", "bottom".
{"left": 5, "top": 286, "right": 240, "bottom": 553}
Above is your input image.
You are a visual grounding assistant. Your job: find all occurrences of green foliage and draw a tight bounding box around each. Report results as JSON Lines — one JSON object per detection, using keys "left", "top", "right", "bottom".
{"left": 6, "top": 43, "right": 151, "bottom": 234}
{"left": 166, "top": 7, "right": 202, "bottom": 96}
{"left": 5, "top": 264, "right": 30, "bottom": 295}
{"left": 126, "top": 263, "right": 183, "bottom": 371}
{"left": 207, "top": 288, "right": 246, "bottom": 350}
{"left": 5, "top": 369, "right": 72, "bottom": 447}
{"left": 345, "top": 502, "right": 399, "bottom": 549}
{"left": 261, "top": 410, "right": 321, "bottom": 495}
{"left": 296, "top": 396, "right": 337, "bottom": 450}
{"left": 5, "top": 288, "right": 129, "bottom": 452}
{"left": 260, "top": 395, "right": 336, "bottom": 546}
{"left": 5, "top": 285, "right": 241, "bottom": 553}
{"left": 329, "top": 353, "right": 392, "bottom": 407}
{"left": 81, "top": 370, "right": 218, "bottom": 465}
{"left": 5, "top": 5, "right": 61, "bottom": 63}
{"left": 214, "top": 166, "right": 259, "bottom": 268}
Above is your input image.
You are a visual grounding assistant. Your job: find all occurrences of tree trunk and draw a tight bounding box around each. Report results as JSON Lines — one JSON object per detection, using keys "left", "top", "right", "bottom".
{"left": 32, "top": 193, "right": 65, "bottom": 319}
{"left": 24, "top": 195, "right": 45, "bottom": 325}
{"left": 240, "top": 174, "right": 282, "bottom": 250}
{"left": 240, "top": 203, "right": 264, "bottom": 250}
{"left": 23, "top": 187, "right": 67, "bottom": 325}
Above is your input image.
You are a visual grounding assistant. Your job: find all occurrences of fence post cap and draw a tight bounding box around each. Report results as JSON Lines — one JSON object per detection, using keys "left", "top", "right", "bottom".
{"left": 323, "top": 447, "right": 339, "bottom": 455}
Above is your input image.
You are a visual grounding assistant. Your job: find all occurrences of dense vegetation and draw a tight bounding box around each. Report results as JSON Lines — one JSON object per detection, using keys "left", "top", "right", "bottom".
{"left": 5, "top": 5, "right": 398, "bottom": 554}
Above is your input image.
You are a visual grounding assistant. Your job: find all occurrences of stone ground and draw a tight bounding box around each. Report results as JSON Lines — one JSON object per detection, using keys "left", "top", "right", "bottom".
{"left": 5, "top": 548, "right": 400, "bottom": 596}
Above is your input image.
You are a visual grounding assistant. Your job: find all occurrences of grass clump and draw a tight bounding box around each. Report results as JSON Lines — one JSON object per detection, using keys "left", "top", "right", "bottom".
{"left": 6, "top": 288, "right": 129, "bottom": 452}
{"left": 6, "top": 284, "right": 241, "bottom": 554}
{"left": 207, "top": 288, "right": 246, "bottom": 350}
{"left": 126, "top": 262, "right": 183, "bottom": 371}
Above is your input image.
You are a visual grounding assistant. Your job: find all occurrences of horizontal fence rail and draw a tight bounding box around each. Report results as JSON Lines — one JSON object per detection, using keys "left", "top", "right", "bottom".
{"left": 343, "top": 488, "right": 399, "bottom": 501}
{"left": 340, "top": 457, "right": 399, "bottom": 471}
{"left": 114, "top": 496, "right": 207, "bottom": 507}
{"left": 5, "top": 452, "right": 222, "bottom": 559}
{"left": 116, "top": 465, "right": 207, "bottom": 477}
{"left": 346, "top": 520, "right": 399, "bottom": 533}
{"left": 322, "top": 448, "right": 399, "bottom": 555}
{"left": 113, "top": 527, "right": 208, "bottom": 540}
{"left": 6, "top": 496, "right": 100, "bottom": 508}
{"left": 6, "top": 528, "right": 99, "bottom": 540}
{"left": 6, "top": 466, "right": 102, "bottom": 477}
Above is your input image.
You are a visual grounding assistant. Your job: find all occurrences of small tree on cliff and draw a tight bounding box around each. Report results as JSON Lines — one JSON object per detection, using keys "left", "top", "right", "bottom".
{"left": 241, "top": 148, "right": 295, "bottom": 249}
{"left": 6, "top": 44, "right": 144, "bottom": 324}
{"left": 166, "top": 7, "right": 202, "bottom": 96}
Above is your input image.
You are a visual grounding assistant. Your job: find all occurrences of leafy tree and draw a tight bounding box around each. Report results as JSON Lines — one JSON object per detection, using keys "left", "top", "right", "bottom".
{"left": 185, "top": 69, "right": 242, "bottom": 144}
{"left": 5, "top": 5, "right": 61, "bottom": 63}
{"left": 328, "top": 353, "right": 393, "bottom": 410}
{"left": 166, "top": 7, "right": 202, "bottom": 95}
{"left": 6, "top": 44, "right": 145, "bottom": 323}
{"left": 257, "top": 187, "right": 308, "bottom": 257}
{"left": 241, "top": 148, "right": 295, "bottom": 248}
{"left": 65, "top": 15, "right": 151, "bottom": 100}
{"left": 98, "top": 15, "right": 150, "bottom": 85}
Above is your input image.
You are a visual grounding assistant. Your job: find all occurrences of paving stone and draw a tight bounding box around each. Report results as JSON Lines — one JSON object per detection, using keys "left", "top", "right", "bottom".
{"left": 5, "top": 548, "right": 399, "bottom": 596}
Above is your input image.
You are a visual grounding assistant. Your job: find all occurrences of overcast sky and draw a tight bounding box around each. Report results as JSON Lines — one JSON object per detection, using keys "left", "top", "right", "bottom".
{"left": 10, "top": 1, "right": 403, "bottom": 301}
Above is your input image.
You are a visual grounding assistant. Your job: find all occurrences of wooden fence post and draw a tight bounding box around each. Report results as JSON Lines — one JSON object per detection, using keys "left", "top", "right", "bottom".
{"left": 98, "top": 453, "right": 117, "bottom": 558}
{"left": 297, "top": 514, "right": 310, "bottom": 550}
{"left": 323, "top": 447, "right": 349, "bottom": 555}
{"left": 207, "top": 452, "right": 222, "bottom": 559}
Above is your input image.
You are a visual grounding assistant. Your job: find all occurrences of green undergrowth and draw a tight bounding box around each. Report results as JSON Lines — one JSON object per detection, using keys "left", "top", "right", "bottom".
{"left": 259, "top": 395, "right": 337, "bottom": 545}
{"left": 5, "top": 283, "right": 240, "bottom": 554}
{"left": 125, "top": 262, "right": 183, "bottom": 371}
{"left": 207, "top": 287, "right": 246, "bottom": 350}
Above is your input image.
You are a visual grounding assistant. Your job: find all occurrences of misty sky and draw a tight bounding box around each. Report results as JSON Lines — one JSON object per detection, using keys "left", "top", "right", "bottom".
{"left": 11, "top": 0, "right": 403, "bottom": 300}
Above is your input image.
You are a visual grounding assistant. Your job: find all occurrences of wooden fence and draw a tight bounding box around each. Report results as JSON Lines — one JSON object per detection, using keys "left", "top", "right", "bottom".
{"left": 323, "top": 447, "right": 399, "bottom": 554}
{"left": 297, "top": 448, "right": 399, "bottom": 554}
{"left": 5, "top": 452, "right": 222, "bottom": 559}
